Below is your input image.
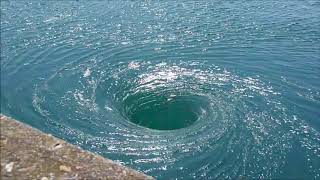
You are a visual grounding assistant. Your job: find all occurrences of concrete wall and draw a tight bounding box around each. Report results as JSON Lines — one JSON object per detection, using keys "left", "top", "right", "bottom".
{"left": 0, "top": 115, "right": 154, "bottom": 180}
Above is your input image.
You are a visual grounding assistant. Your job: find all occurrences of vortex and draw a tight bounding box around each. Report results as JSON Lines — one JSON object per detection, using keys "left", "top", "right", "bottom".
{"left": 31, "top": 59, "right": 320, "bottom": 179}
{"left": 123, "top": 93, "right": 206, "bottom": 130}
{"left": 1, "top": 1, "right": 320, "bottom": 179}
{"left": 99, "top": 61, "right": 215, "bottom": 131}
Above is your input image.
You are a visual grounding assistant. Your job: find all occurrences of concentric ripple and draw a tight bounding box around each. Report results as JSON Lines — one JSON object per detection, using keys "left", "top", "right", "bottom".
{"left": 30, "top": 60, "right": 320, "bottom": 179}
{"left": 1, "top": 1, "right": 320, "bottom": 179}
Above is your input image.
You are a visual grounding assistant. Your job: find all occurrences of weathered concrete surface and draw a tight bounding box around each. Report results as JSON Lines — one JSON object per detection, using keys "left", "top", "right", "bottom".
{"left": 0, "top": 115, "right": 154, "bottom": 180}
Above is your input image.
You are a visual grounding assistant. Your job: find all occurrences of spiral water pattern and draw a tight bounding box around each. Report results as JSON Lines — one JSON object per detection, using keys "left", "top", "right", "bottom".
{"left": 1, "top": 1, "right": 320, "bottom": 179}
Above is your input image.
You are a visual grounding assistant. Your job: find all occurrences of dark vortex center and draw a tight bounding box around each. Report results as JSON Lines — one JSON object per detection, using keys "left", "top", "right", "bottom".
{"left": 124, "top": 95, "right": 207, "bottom": 130}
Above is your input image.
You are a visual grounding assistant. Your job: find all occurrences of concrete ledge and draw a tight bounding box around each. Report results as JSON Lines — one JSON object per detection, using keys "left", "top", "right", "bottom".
{"left": 0, "top": 115, "right": 154, "bottom": 180}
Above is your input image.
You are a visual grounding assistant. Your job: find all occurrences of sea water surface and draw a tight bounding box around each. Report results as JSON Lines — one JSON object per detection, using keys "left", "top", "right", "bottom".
{"left": 1, "top": 1, "right": 320, "bottom": 179}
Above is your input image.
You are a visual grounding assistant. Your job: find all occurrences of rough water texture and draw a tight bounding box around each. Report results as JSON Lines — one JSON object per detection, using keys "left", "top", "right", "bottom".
{"left": 1, "top": 1, "right": 320, "bottom": 179}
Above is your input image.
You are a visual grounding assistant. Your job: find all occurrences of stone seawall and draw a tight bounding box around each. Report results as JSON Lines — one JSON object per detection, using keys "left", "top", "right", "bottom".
{"left": 0, "top": 115, "right": 154, "bottom": 180}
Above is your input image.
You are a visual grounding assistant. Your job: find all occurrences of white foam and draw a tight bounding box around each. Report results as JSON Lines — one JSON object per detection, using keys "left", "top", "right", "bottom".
{"left": 128, "top": 61, "right": 140, "bottom": 69}
{"left": 83, "top": 68, "right": 91, "bottom": 77}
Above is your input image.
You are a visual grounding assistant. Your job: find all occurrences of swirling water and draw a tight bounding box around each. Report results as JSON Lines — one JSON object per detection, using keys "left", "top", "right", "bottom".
{"left": 1, "top": 0, "right": 320, "bottom": 179}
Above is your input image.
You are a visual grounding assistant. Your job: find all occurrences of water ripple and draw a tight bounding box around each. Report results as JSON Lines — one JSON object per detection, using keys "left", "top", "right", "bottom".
{"left": 1, "top": 1, "right": 319, "bottom": 179}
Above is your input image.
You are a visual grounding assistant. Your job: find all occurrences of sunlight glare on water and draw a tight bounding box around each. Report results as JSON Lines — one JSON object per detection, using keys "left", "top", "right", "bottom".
{"left": 1, "top": 0, "right": 320, "bottom": 179}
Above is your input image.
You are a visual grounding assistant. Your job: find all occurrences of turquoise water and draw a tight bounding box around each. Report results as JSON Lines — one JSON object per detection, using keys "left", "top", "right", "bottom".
{"left": 1, "top": 0, "right": 320, "bottom": 179}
